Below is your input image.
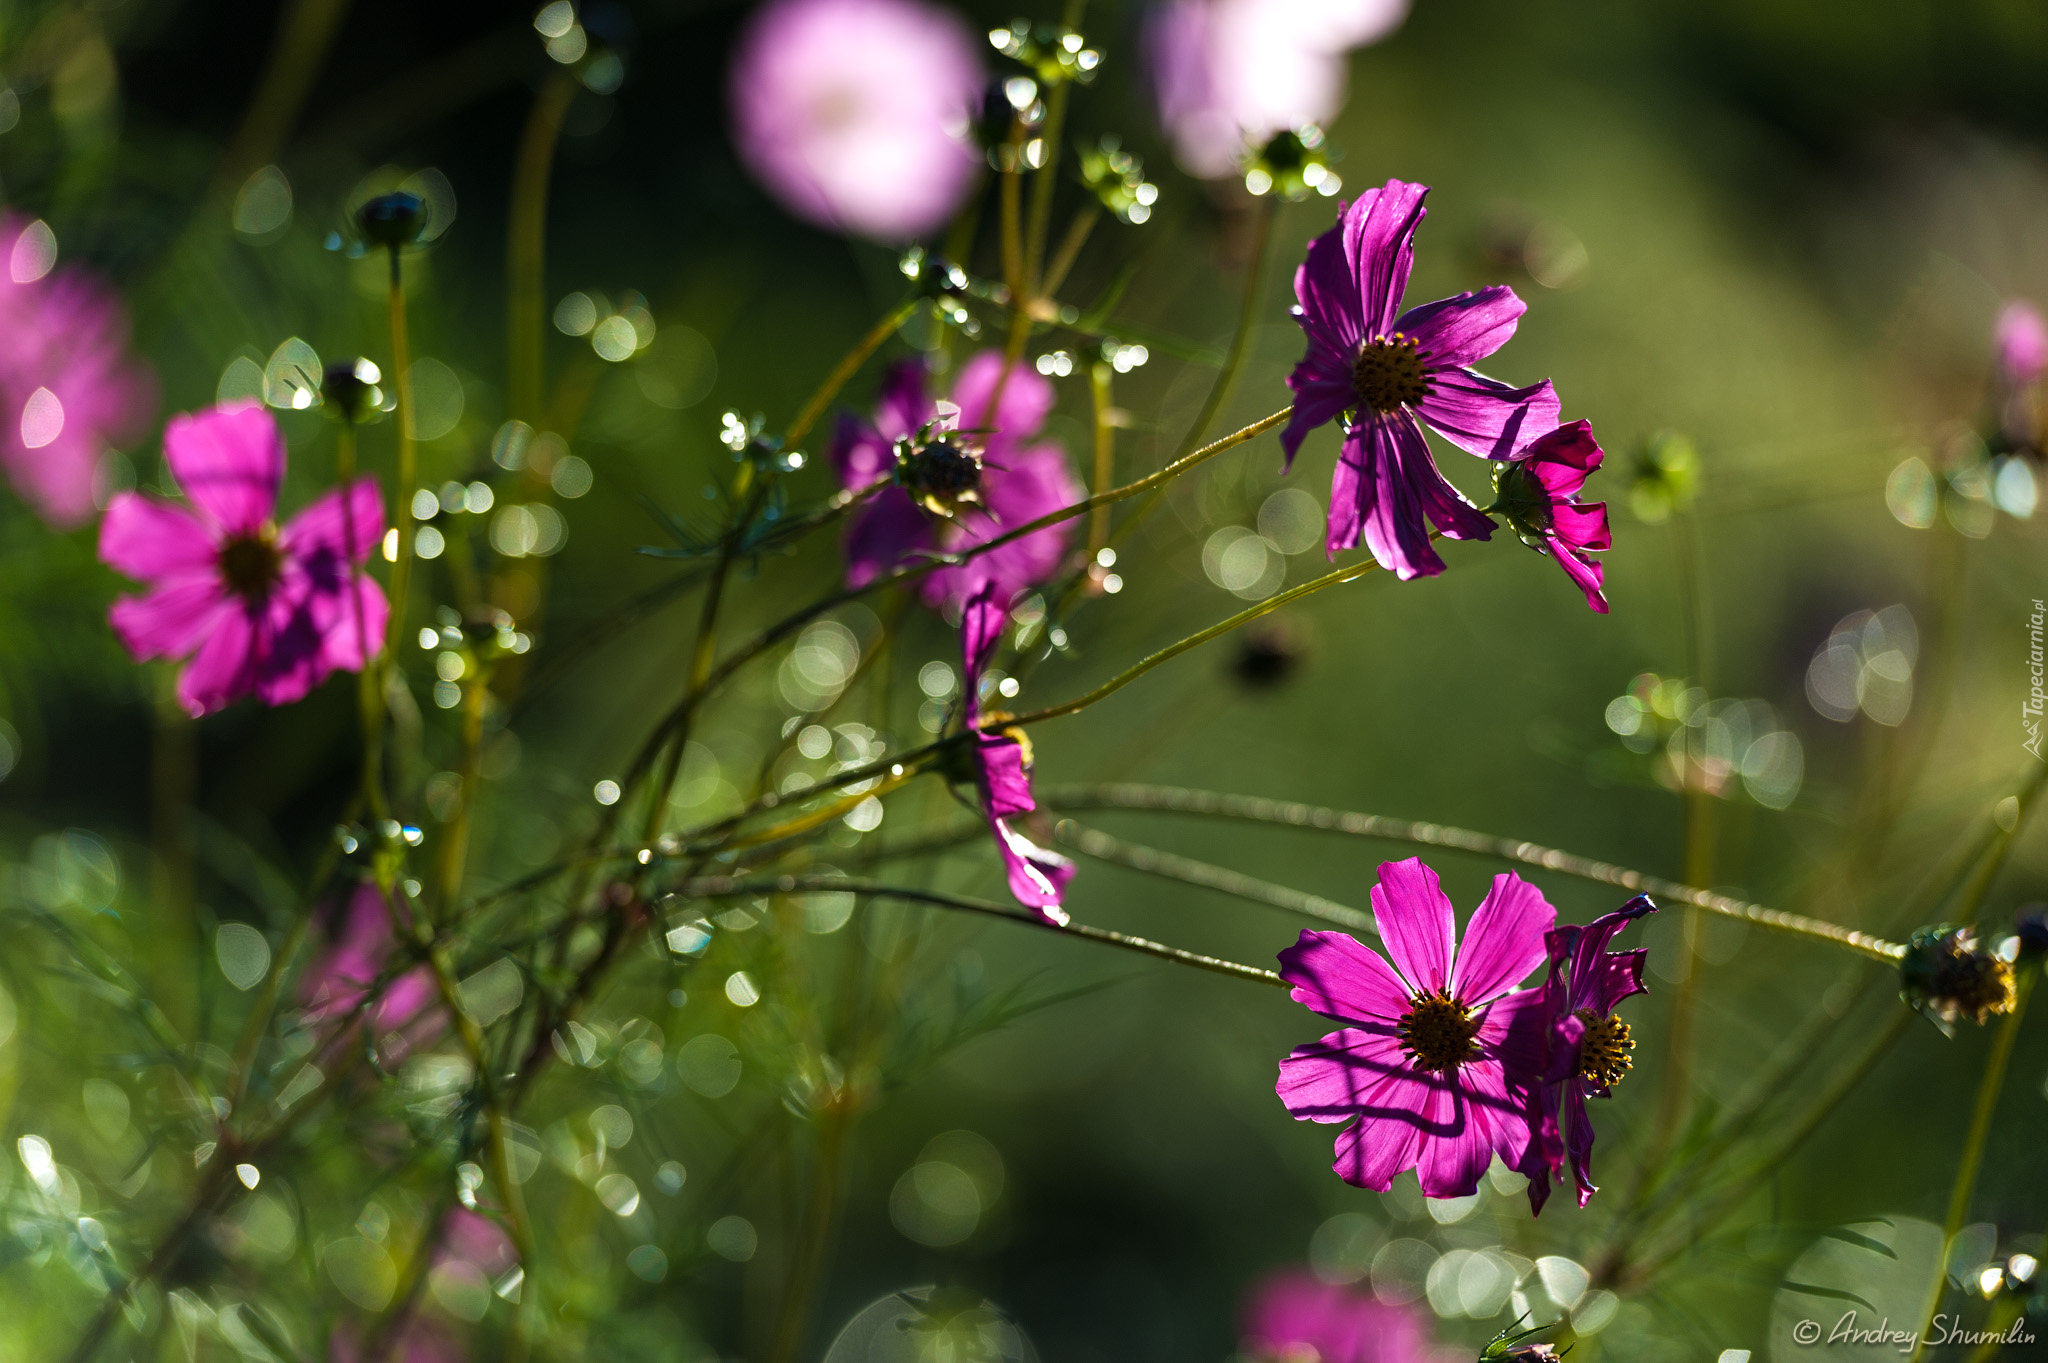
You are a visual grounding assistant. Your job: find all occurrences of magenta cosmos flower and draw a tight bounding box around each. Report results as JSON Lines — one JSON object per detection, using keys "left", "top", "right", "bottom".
{"left": 1276, "top": 858, "right": 1554, "bottom": 1197}
{"left": 1996, "top": 299, "right": 2048, "bottom": 387}
{"left": 1491, "top": 419, "right": 1611, "bottom": 613}
{"left": 832, "top": 351, "right": 1084, "bottom": 612}
{"left": 1520, "top": 894, "right": 1654, "bottom": 1214}
{"left": 299, "top": 882, "right": 442, "bottom": 1064}
{"left": 0, "top": 214, "right": 155, "bottom": 527}
{"left": 1283, "top": 179, "right": 1560, "bottom": 579}
{"left": 99, "top": 402, "right": 387, "bottom": 717}
{"left": 729, "top": 0, "right": 983, "bottom": 241}
{"left": 960, "top": 583, "right": 1073, "bottom": 921}
{"left": 1146, "top": 0, "right": 1408, "bottom": 178}
{"left": 1243, "top": 1269, "right": 1450, "bottom": 1363}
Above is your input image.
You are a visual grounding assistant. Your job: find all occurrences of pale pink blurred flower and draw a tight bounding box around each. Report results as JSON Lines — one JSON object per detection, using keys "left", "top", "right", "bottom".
{"left": 1146, "top": 0, "right": 1409, "bottom": 178}
{"left": 0, "top": 214, "right": 155, "bottom": 526}
{"left": 1996, "top": 299, "right": 2048, "bottom": 386}
{"left": 299, "top": 882, "right": 443, "bottom": 1065}
{"left": 1242, "top": 1269, "right": 1453, "bottom": 1363}
{"left": 328, "top": 1319, "right": 460, "bottom": 1363}
{"left": 729, "top": 0, "right": 984, "bottom": 240}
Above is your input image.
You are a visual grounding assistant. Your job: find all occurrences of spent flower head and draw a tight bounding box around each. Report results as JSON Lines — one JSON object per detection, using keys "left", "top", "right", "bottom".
{"left": 1900, "top": 925, "right": 2017, "bottom": 1030}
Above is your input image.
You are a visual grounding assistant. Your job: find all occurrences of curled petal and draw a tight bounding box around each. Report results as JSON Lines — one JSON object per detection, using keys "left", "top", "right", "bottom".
{"left": 1414, "top": 369, "right": 1560, "bottom": 460}
{"left": 1341, "top": 179, "right": 1429, "bottom": 339}
{"left": 991, "top": 817, "right": 1071, "bottom": 922}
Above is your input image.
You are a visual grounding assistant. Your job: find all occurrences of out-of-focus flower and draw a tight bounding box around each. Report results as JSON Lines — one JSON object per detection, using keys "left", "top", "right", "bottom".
{"left": 1627, "top": 428, "right": 1698, "bottom": 524}
{"left": 1900, "top": 925, "right": 2017, "bottom": 1031}
{"left": 328, "top": 1319, "right": 459, "bottom": 1363}
{"left": 439, "top": 1207, "right": 516, "bottom": 1275}
{"left": 1282, "top": 180, "right": 1559, "bottom": 579}
{"left": 1519, "top": 895, "right": 1654, "bottom": 1213}
{"left": 2014, "top": 905, "right": 2048, "bottom": 962}
{"left": 99, "top": 402, "right": 387, "bottom": 717}
{"left": 729, "top": 0, "right": 983, "bottom": 240}
{"left": 959, "top": 584, "right": 1072, "bottom": 921}
{"left": 1242, "top": 1268, "right": 1445, "bottom": 1363}
{"left": 0, "top": 214, "right": 155, "bottom": 527}
{"left": 1491, "top": 419, "right": 1612, "bottom": 613}
{"left": 1232, "top": 618, "right": 1304, "bottom": 688}
{"left": 299, "top": 882, "right": 441, "bottom": 1064}
{"left": 1275, "top": 858, "right": 1552, "bottom": 1197}
{"left": 1145, "top": 0, "right": 1407, "bottom": 179}
{"left": 831, "top": 352, "right": 1083, "bottom": 612}
{"left": 1996, "top": 300, "right": 2048, "bottom": 387}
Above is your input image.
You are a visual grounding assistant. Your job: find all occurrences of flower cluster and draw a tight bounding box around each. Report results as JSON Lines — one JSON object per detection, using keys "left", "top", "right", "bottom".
{"left": 1282, "top": 179, "right": 1612, "bottom": 607}
{"left": 1275, "top": 857, "right": 1653, "bottom": 1210}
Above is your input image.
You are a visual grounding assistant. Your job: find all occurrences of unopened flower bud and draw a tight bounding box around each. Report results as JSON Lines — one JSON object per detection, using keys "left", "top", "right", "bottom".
{"left": 1233, "top": 621, "right": 1303, "bottom": 689}
{"left": 356, "top": 191, "right": 428, "bottom": 248}
{"left": 321, "top": 359, "right": 384, "bottom": 424}
{"left": 1901, "top": 925, "right": 2018, "bottom": 1028}
{"left": 2013, "top": 904, "right": 2048, "bottom": 961}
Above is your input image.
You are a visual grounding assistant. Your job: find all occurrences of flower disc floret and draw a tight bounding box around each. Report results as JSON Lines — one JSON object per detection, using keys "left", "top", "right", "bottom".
{"left": 1395, "top": 988, "right": 1480, "bottom": 1073}
{"left": 218, "top": 532, "right": 284, "bottom": 601}
{"left": 1572, "top": 1008, "right": 1632, "bottom": 1090}
{"left": 1352, "top": 334, "right": 1430, "bottom": 413}
{"left": 1901, "top": 925, "right": 2017, "bottom": 1027}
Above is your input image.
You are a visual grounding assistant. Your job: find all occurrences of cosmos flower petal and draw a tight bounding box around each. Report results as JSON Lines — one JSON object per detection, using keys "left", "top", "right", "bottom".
{"left": 873, "top": 358, "right": 936, "bottom": 442}
{"left": 960, "top": 583, "right": 1008, "bottom": 695}
{"left": 923, "top": 441, "right": 1082, "bottom": 611}
{"left": 99, "top": 492, "right": 218, "bottom": 580}
{"left": 1336, "top": 414, "right": 1450, "bottom": 579}
{"left": 949, "top": 351, "right": 1055, "bottom": 450}
{"left": 1294, "top": 220, "right": 1368, "bottom": 353}
{"left": 1451, "top": 873, "right": 1558, "bottom": 1004}
{"left": 1413, "top": 368, "right": 1560, "bottom": 460}
{"left": 1329, "top": 1085, "right": 1432, "bottom": 1191}
{"left": 1550, "top": 531, "right": 1608, "bottom": 612}
{"left": 1396, "top": 284, "right": 1527, "bottom": 371}
{"left": 992, "top": 817, "right": 1072, "bottom": 922}
{"left": 314, "top": 574, "right": 392, "bottom": 674}
{"left": 1586, "top": 946, "right": 1650, "bottom": 1016}
{"left": 1279, "top": 370, "right": 1354, "bottom": 469}
{"left": 252, "top": 591, "right": 332, "bottom": 708}
{"left": 1514, "top": 419, "right": 1602, "bottom": 498}
{"left": 1565, "top": 895, "right": 1657, "bottom": 1012}
{"left": 1550, "top": 500, "right": 1611, "bottom": 554}
{"left": 1278, "top": 928, "right": 1413, "bottom": 1024}
{"left": 279, "top": 476, "right": 386, "bottom": 567}
{"left": 1275, "top": 1026, "right": 1410, "bottom": 1120}
{"left": 974, "top": 731, "right": 1035, "bottom": 820}
{"left": 109, "top": 577, "right": 232, "bottom": 661}
{"left": 163, "top": 401, "right": 284, "bottom": 535}
{"left": 175, "top": 602, "right": 261, "bottom": 717}
{"left": 1564, "top": 1083, "right": 1599, "bottom": 1206}
{"left": 1370, "top": 856, "right": 1458, "bottom": 994}
{"left": 843, "top": 487, "right": 934, "bottom": 590}
{"left": 1412, "top": 1074, "right": 1496, "bottom": 1198}
{"left": 1342, "top": 179, "right": 1429, "bottom": 338}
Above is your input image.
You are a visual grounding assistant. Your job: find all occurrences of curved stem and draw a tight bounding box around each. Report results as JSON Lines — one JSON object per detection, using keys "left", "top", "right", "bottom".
{"left": 678, "top": 875, "right": 1285, "bottom": 987}
{"left": 1055, "top": 819, "right": 1373, "bottom": 934}
{"left": 783, "top": 297, "right": 920, "bottom": 450}
{"left": 1037, "top": 783, "right": 1910, "bottom": 961}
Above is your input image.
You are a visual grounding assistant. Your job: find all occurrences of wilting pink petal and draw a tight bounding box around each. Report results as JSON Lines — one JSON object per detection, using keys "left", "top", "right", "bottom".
{"left": 959, "top": 585, "right": 1072, "bottom": 922}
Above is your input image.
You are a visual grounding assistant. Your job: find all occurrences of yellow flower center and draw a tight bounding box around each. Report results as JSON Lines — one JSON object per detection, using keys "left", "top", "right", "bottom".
{"left": 1574, "top": 1007, "right": 1634, "bottom": 1090}
{"left": 1397, "top": 988, "right": 1480, "bottom": 1074}
{"left": 1352, "top": 333, "right": 1431, "bottom": 414}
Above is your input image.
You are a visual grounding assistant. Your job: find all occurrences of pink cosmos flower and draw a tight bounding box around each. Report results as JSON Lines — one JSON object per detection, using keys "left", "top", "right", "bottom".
{"left": 1283, "top": 179, "right": 1561, "bottom": 579}
{"left": 328, "top": 1319, "right": 459, "bottom": 1363}
{"left": 960, "top": 583, "right": 1073, "bottom": 921}
{"left": 729, "top": 0, "right": 984, "bottom": 241}
{"left": 1276, "top": 858, "right": 1554, "bottom": 1198}
{"left": 1996, "top": 299, "right": 2048, "bottom": 387}
{"left": 1520, "top": 894, "right": 1654, "bottom": 1213}
{"left": 1492, "top": 419, "right": 1612, "bottom": 613}
{"left": 1146, "top": 0, "right": 1408, "bottom": 178}
{"left": 99, "top": 402, "right": 388, "bottom": 717}
{"left": 831, "top": 352, "right": 1084, "bottom": 613}
{"left": 0, "top": 214, "right": 155, "bottom": 527}
{"left": 300, "top": 882, "right": 442, "bottom": 1066}
{"left": 1243, "top": 1269, "right": 1451, "bottom": 1363}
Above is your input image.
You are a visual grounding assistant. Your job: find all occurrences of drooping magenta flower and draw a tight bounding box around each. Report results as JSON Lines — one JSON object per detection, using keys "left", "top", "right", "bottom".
{"left": 99, "top": 402, "right": 387, "bottom": 717}
{"left": 0, "top": 214, "right": 155, "bottom": 527}
{"left": 300, "top": 882, "right": 442, "bottom": 1065}
{"left": 1996, "top": 299, "right": 2048, "bottom": 387}
{"left": 1282, "top": 180, "right": 1560, "bottom": 579}
{"left": 1145, "top": 0, "right": 1408, "bottom": 179}
{"left": 832, "top": 351, "right": 1084, "bottom": 612}
{"left": 959, "top": 583, "right": 1073, "bottom": 922}
{"left": 1276, "top": 859, "right": 1553, "bottom": 1198}
{"left": 1491, "top": 419, "right": 1612, "bottom": 613}
{"left": 729, "top": 0, "right": 984, "bottom": 241}
{"left": 1519, "top": 895, "right": 1655, "bottom": 1214}
{"left": 1242, "top": 1269, "right": 1451, "bottom": 1363}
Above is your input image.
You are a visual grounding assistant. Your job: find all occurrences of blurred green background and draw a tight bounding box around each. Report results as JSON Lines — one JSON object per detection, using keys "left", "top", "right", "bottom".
{"left": 0, "top": 0, "right": 2043, "bottom": 1357}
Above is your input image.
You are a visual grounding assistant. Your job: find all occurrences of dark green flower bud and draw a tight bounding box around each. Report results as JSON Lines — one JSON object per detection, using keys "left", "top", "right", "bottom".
{"left": 321, "top": 359, "right": 384, "bottom": 424}
{"left": 356, "top": 191, "right": 428, "bottom": 248}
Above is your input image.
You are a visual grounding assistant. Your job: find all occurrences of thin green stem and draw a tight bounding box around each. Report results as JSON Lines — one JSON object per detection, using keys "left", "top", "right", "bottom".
{"left": 1910, "top": 972, "right": 2034, "bottom": 1363}
{"left": 1037, "top": 783, "right": 1910, "bottom": 961}
{"left": 507, "top": 70, "right": 578, "bottom": 424}
{"left": 1041, "top": 204, "right": 1100, "bottom": 303}
{"left": 678, "top": 875, "right": 1286, "bottom": 987}
{"left": 784, "top": 297, "right": 920, "bottom": 450}
{"left": 383, "top": 248, "right": 420, "bottom": 656}
{"left": 1087, "top": 357, "right": 1115, "bottom": 555}
{"left": 1055, "top": 819, "right": 1373, "bottom": 934}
